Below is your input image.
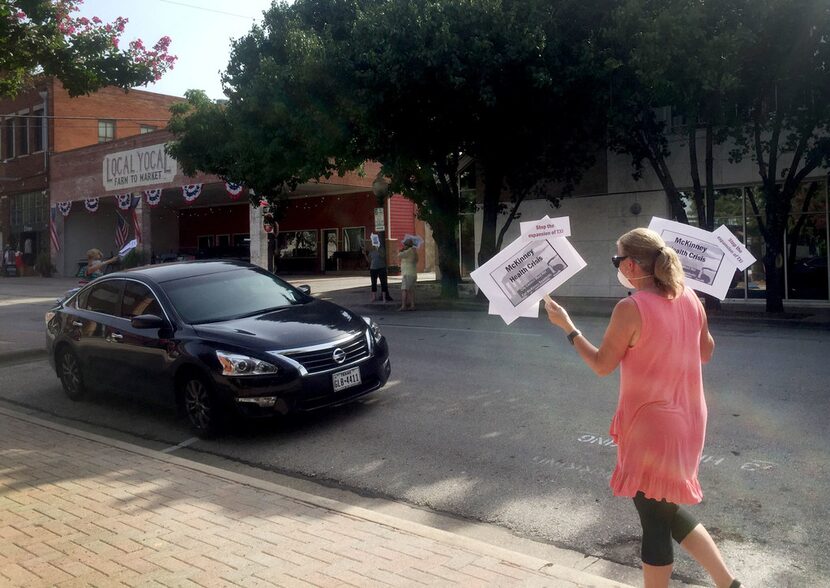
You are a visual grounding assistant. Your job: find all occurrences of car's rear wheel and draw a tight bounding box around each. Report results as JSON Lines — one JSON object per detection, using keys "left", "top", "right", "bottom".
{"left": 57, "top": 348, "right": 86, "bottom": 401}
{"left": 182, "top": 375, "right": 223, "bottom": 438}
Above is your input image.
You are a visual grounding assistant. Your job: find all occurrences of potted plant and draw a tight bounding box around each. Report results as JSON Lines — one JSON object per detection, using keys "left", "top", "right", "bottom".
{"left": 121, "top": 248, "right": 150, "bottom": 269}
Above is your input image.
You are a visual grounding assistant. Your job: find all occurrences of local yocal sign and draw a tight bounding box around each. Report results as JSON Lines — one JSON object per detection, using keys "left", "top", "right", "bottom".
{"left": 103, "top": 144, "right": 178, "bottom": 191}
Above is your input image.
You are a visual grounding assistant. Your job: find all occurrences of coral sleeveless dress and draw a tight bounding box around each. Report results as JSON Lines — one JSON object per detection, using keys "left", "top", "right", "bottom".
{"left": 609, "top": 287, "right": 707, "bottom": 505}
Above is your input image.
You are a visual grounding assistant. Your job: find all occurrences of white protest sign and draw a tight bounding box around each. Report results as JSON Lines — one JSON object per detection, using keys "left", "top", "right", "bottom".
{"left": 471, "top": 234, "right": 586, "bottom": 324}
{"left": 489, "top": 300, "right": 539, "bottom": 318}
{"left": 648, "top": 217, "right": 736, "bottom": 300}
{"left": 370, "top": 233, "right": 381, "bottom": 247}
{"left": 712, "top": 226, "right": 756, "bottom": 271}
{"left": 118, "top": 239, "right": 138, "bottom": 257}
{"left": 520, "top": 215, "right": 571, "bottom": 240}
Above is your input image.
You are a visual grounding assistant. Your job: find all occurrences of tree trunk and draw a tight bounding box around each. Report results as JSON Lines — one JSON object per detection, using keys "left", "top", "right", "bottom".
{"left": 415, "top": 208, "right": 459, "bottom": 298}
{"left": 477, "top": 161, "right": 504, "bottom": 268}
{"left": 763, "top": 244, "right": 785, "bottom": 313}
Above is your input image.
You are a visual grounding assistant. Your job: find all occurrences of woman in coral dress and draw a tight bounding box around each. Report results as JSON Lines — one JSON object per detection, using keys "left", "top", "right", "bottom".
{"left": 544, "top": 228, "right": 741, "bottom": 588}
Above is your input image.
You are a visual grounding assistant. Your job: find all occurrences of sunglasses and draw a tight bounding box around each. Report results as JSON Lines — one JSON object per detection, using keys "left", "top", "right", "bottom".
{"left": 611, "top": 255, "right": 629, "bottom": 268}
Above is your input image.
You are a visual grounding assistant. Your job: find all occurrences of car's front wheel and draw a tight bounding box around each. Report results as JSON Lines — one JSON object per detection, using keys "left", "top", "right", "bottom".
{"left": 57, "top": 348, "right": 86, "bottom": 401}
{"left": 181, "top": 375, "right": 223, "bottom": 438}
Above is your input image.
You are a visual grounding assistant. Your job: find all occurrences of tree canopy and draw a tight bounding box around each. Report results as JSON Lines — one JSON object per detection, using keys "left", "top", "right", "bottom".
{"left": 168, "top": 0, "right": 830, "bottom": 311}
{"left": 0, "top": 0, "right": 176, "bottom": 97}
{"left": 168, "top": 0, "right": 608, "bottom": 296}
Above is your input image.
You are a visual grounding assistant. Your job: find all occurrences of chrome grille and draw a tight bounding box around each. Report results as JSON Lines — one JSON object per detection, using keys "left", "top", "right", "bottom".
{"left": 282, "top": 333, "right": 370, "bottom": 374}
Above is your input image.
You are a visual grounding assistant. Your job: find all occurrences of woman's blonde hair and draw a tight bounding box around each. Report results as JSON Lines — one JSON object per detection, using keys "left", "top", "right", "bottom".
{"left": 618, "top": 228, "right": 685, "bottom": 298}
{"left": 86, "top": 248, "right": 103, "bottom": 260}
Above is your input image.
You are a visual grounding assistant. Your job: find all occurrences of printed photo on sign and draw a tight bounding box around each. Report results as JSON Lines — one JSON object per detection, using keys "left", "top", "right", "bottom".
{"left": 519, "top": 215, "right": 571, "bottom": 241}
{"left": 647, "top": 217, "right": 737, "bottom": 300}
{"left": 471, "top": 234, "right": 586, "bottom": 324}
{"left": 491, "top": 239, "right": 568, "bottom": 307}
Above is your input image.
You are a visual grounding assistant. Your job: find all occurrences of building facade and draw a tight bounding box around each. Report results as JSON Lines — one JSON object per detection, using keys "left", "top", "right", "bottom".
{"left": 475, "top": 132, "right": 829, "bottom": 304}
{"left": 48, "top": 129, "right": 427, "bottom": 277}
{"left": 0, "top": 79, "right": 182, "bottom": 274}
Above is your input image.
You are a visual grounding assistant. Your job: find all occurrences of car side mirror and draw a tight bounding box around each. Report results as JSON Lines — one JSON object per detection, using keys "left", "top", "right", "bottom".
{"left": 298, "top": 284, "right": 311, "bottom": 295}
{"left": 131, "top": 314, "right": 166, "bottom": 330}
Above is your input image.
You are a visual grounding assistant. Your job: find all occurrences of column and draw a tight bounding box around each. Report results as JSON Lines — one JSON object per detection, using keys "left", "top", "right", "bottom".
{"left": 249, "top": 204, "right": 268, "bottom": 270}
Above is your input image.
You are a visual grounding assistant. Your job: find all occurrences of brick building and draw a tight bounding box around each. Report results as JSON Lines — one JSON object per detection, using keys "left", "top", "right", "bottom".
{"left": 0, "top": 78, "right": 181, "bottom": 274}
{"left": 48, "top": 126, "right": 427, "bottom": 277}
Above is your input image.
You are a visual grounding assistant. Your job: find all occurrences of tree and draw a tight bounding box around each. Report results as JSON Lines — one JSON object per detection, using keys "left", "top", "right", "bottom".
{"left": 729, "top": 0, "right": 830, "bottom": 312}
{"left": 604, "top": 0, "right": 747, "bottom": 231}
{"left": 0, "top": 0, "right": 176, "bottom": 97}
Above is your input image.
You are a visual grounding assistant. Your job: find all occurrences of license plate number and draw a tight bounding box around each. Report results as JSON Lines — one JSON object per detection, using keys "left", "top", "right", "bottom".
{"left": 332, "top": 367, "right": 361, "bottom": 392}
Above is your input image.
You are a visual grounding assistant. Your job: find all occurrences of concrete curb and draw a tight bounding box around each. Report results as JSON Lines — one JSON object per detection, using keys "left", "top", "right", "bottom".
{"left": 0, "top": 405, "right": 635, "bottom": 588}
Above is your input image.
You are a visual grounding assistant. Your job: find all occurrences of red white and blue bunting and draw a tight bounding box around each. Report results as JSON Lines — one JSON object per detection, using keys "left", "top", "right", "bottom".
{"left": 144, "top": 189, "right": 162, "bottom": 207}
{"left": 182, "top": 184, "right": 202, "bottom": 203}
{"left": 57, "top": 201, "right": 72, "bottom": 216}
{"left": 116, "top": 193, "right": 133, "bottom": 210}
{"left": 84, "top": 198, "right": 99, "bottom": 213}
{"left": 225, "top": 182, "right": 244, "bottom": 200}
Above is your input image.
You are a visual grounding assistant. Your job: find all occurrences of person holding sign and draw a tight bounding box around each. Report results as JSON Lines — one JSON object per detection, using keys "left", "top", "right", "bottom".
{"left": 398, "top": 238, "right": 418, "bottom": 311}
{"left": 544, "top": 228, "right": 740, "bottom": 588}
{"left": 84, "top": 248, "right": 119, "bottom": 280}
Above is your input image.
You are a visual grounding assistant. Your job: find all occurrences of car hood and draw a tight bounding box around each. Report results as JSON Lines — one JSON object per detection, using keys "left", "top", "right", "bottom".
{"left": 193, "top": 299, "right": 365, "bottom": 351}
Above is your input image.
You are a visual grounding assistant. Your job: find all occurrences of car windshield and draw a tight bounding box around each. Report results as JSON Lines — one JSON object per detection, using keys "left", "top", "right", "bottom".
{"left": 163, "top": 268, "right": 309, "bottom": 324}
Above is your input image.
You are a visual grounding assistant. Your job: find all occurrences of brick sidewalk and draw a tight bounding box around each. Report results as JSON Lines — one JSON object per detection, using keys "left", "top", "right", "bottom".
{"left": 0, "top": 408, "right": 632, "bottom": 588}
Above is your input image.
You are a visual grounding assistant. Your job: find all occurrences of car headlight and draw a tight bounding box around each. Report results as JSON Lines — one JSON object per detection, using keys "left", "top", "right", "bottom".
{"left": 216, "top": 351, "right": 279, "bottom": 376}
{"left": 362, "top": 316, "right": 382, "bottom": 342}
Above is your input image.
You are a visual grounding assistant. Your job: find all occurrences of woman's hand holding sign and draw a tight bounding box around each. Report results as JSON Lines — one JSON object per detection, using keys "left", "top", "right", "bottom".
{"left": 543, "top": 293, "right": 575, "bottom": 333}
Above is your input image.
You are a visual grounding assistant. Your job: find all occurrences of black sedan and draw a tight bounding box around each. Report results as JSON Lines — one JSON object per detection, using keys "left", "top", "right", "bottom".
{"left": 46, "top": 261, "right": 391, "bottom": 437}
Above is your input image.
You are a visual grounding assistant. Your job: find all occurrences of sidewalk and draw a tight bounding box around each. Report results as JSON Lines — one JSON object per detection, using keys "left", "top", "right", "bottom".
{"left": 0, "top": 407, "right": 633, "bottom": 588}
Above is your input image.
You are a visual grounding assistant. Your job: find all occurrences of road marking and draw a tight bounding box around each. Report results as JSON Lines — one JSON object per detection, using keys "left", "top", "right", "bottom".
{"left": 161, "top": 437, "right": 199, "bottom": 453}
{"left": 0, "top": 297, "right": 59, "bottom": 307}
{"left": 380, "top": 324, "right": 542, "bottom": 337}
{"left": 740, "top": 460, "right": 777, "bottom": 471}
{"left": 576, "top": 433, "right": 729, "bottom": 468}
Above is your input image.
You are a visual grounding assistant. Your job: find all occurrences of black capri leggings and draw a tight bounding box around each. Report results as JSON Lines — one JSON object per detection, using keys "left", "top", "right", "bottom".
{"left": 633, "top": 491, "right": 699, "bottom": 566}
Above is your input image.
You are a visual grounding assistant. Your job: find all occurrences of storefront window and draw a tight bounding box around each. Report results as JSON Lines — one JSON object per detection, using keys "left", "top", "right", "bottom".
{"left": 278, "top": 230, "right": 318, "bottom": 258}
{"left": 10, "top": 192, "right": 47, "bottom": 228}
{"left": 787, "top": 180, "right": 828, "bottom": 300}
{"left": 744, "top": 215, "right": 769, "bottom": 299}
{"left": 343, "top": 227, "right": 365, "bottom": 252}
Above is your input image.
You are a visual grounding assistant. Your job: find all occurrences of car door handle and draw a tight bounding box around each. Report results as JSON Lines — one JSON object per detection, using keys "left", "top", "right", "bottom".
{"left": 109, "top": 333, "right": 124, "bottom": 342}
{"left": 72, "top": 321, "right": 83, "bottom": 328}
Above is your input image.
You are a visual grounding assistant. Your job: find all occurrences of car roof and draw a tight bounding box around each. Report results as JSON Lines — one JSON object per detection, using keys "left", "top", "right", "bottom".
{"left": 112, "top": 260, "right": 257, "bottom": 283}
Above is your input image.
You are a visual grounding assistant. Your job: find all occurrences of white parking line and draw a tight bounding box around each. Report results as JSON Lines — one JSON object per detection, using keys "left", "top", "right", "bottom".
{"left": 380, "top": 324, "right": 542, "bottom": 337}
{"left": 161, "top": 437, "right": 199, "bottom": 453}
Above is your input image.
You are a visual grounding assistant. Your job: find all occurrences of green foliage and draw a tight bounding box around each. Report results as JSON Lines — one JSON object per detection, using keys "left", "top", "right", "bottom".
{"left": 0, "top": 0, "right": 176, "bottom": 97}
{"left": 167, "top": 0, "right": 608, "bottom": 296}
{"left": 121, "top": 248, "right": 149, "bottom": 269}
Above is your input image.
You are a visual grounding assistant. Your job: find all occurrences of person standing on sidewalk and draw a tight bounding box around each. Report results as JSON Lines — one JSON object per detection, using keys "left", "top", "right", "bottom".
{"left": 398, "top": 238, "right": 418, "bottom": 311}
{"left": 84, "top": 248, "right": 119, "bottom": 280}
{"left": 544, "top": 228, "right": 741, "bottom": 588}
{"left": 365, "top": 243, "right": 393, "bottom": 303}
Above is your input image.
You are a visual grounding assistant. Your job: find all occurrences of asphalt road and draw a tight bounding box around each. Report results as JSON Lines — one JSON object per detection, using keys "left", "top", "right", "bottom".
{"left": 1, "top": 303, "right": 828, "bottom": 586}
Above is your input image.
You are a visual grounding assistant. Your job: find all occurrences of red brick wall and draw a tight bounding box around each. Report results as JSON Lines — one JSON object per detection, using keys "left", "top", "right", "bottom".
{"left": 179, "top": 204, "right": 249, "bottom": 248}
{"left": 49, "top": 129, "right": 218, "bottom": 202}
{"left": 51, "top": 80, "right": 183, "bottom": 152}
{"left": 279, "top": 192, "right": 376, "bottom": 240}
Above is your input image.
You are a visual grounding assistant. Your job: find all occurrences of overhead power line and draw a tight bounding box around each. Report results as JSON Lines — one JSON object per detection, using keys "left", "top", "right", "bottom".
{"left": 158, "top": 0, "right": 257, "bottom": 20}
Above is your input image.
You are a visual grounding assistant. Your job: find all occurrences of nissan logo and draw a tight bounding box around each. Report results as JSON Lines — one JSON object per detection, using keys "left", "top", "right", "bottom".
{"left": 332, "top": 348, "right": 346, "bottom": 364}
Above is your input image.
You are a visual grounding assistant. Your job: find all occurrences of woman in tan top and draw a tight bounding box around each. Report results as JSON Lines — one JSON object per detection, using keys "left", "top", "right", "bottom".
{"left": 398, "top": 238, "right": 418, "bottom": 311}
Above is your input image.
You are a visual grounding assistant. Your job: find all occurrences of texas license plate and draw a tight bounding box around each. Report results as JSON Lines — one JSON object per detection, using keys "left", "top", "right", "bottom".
{"left": 332, "top": 367, "right": 361, "bottom": 392}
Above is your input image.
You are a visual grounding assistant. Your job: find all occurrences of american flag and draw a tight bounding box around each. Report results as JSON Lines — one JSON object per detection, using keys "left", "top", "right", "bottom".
{"left": 129, "top": 195, "right": 142, "bottom": 244}
{"left": 115, "top": 211, "right": 129, "bottom": 248}
{"left": 49, "top": 206, "right": 61, "bottom": 251}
